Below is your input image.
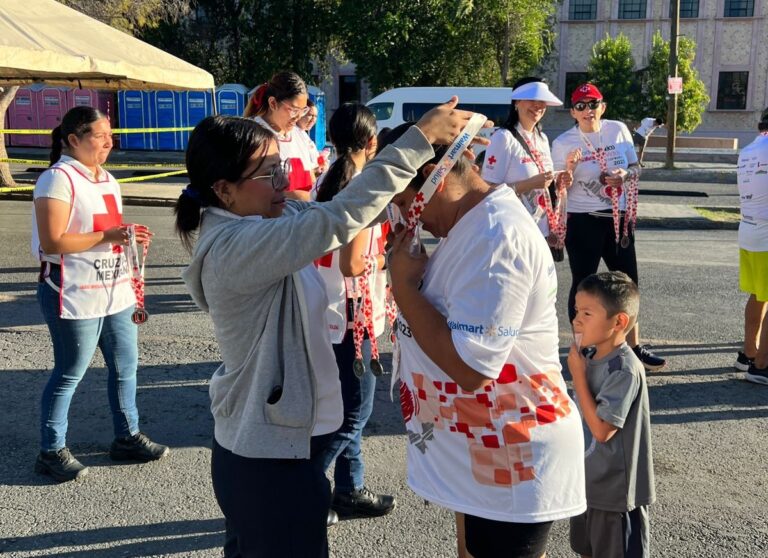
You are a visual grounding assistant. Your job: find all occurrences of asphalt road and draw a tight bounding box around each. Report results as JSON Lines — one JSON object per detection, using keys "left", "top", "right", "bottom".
{"left": 0, "top": 199, "right": 765, "bottom": 557}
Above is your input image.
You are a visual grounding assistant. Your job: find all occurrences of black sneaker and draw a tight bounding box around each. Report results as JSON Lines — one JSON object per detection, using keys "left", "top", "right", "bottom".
{"left": 735, "top": 351, "right": 755, "bottom": 372}
{"left": 109, "top": 432, "right": 169, "bottom": 462}
{"left": 35, "top": 447, "right": 88, "bottom": 482}
{"left": 632, "top": 345, "right": 666, "bottom": 372}
{"left": 745, "top": 364, "right": 768, "bottom": 386}
{"left": 332, "top": 487, "right": 396, "bottom": 518}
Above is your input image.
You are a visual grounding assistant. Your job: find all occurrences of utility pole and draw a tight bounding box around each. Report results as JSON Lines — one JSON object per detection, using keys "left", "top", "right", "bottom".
{"left": 665, "top": 0, "right": 680, "bottom": 169}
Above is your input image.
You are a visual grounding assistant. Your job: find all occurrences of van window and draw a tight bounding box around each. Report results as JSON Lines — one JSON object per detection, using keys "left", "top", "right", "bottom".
{"left": 403, "top": 103, "right": 510, "bottom": 125}
{"left": 368, "top": 102, "right": 394, "bottom": 121}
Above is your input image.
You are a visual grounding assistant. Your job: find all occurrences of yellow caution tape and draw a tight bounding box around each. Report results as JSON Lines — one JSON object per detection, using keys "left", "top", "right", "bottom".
{"left": 1, "top": 127, "right": 194, "bottom": 135}
{"left": 0, "top": 157, "right": 185, "bottom": 169}
{"left": 0, "top": 186, "right": 35, "bottom": 193}
{"left": 116, "top": 170, "right": 186, "bottom": 183}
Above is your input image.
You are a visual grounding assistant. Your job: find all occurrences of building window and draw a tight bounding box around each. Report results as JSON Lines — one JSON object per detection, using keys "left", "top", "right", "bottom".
{"left": 716, "top": 71, "right": 748, "bottom": 109}
{"left": 569, "top": 0, "right": 597, "bottom": 20}
{"left": 339, "top": 75, "right": 360, "bottom": 104}
{"left": 724, "top": 0, "right": 754, "bottom": 17}
{"left": 564, "top": 72, "right": 590, "bottom": 107}
{"left": 670, "top": 0, "right": 699, "bottom": 18}
{"left": 618, "top": 0, "right": 647, "bottom": 19}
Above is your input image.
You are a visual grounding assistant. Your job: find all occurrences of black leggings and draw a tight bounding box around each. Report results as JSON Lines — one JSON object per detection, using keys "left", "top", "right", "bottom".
{"left": 565, "top": 211, "right": 639, "bottom": 321}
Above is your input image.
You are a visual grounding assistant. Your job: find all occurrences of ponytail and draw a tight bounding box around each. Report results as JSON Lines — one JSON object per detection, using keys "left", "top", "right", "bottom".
{"left": 316, "top": 153, "right": 357, "bottom": 202}
{"left": 50, "top": 126, "right": 63, "bottom": 166}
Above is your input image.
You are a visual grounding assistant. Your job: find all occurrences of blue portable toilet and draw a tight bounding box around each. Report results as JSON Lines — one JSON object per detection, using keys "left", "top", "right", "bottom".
{"left": 307, "top": 86, "right": 326, "bottom": 150}
{"left": 118, "top": 90, "right": 154, "bottom": 150}
{"left": 216, "top": 84, "right": 248, "bottom": 117}
{"left": 180, "top": 90, "right": 213, "bottom": 148}
{"left": 153, "top": 91, "right": 183, "bottom": 151}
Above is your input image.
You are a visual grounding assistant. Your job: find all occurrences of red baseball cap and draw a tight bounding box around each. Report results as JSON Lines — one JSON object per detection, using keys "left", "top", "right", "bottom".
{"left": 571, "top": 83, "right": 603, "bottom": 105}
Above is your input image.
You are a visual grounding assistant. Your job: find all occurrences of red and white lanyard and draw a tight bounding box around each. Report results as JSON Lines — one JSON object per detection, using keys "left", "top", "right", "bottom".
{"left": 351, "top": 255, "right": 384, "bottom": 377}
{"left": 126, "top": 225, "right": 149, "bottom": 324}
{"left": 521, "top": 128, "right": 567, "bottom": 249}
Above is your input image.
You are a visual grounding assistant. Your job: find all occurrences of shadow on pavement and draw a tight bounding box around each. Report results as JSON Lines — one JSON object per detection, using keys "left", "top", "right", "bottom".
{"left": 0, "top": 518, "right": 224, "bottom": 557}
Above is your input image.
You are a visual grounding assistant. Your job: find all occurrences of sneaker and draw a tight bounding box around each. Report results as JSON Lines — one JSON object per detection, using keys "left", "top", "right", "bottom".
{"left": 331, "top": 487, "right": 396, "bottom": 518}
{"left": 735, "top": 351, "right": 755, "bottom": 372}
{"left": 745, "top": 364, "right": 768, "bottom": 386}
{"left": 327, "top": 509, "right": 339, "bottom": 527}
{"left": 632, "top": 345, "right": 666, "bottom": 372}
{"left": 35, "top": 447, "right": 88, "bottom": 483}
{"left": 109, "top": 432, "right": 169, "bottom": 462}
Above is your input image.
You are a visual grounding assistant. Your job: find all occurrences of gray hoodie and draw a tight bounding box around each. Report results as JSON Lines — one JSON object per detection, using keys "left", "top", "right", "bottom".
{"left": 182, "top": 126, "right": 434, "bottom": 459}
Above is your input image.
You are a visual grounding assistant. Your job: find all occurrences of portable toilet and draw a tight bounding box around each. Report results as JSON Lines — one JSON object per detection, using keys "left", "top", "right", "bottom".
{"left": 36, "top": 87, "right": 69, "bottom": 148}
{"left": 6, "top": 86, "right": 39, "bottom": 147}
{"left": 67, "top": 89, "right": 118, "bottom": 146}
{"left": 307, "top": 86, "right": 326, "bottom": 150}
{"left": 118, "top": 90, "right": 154, "bottom": 150}
{"left": 216, "top": 84, "right": 248, "bottom": 117}
{"left": 180, "top": 90, "right": 213, "bottom": 148}
{"left": 153, "top": 90, "right": 183, "bottom": 151}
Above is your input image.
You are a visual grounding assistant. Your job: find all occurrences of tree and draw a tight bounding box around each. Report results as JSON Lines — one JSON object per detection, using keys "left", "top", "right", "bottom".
{"left": 642, "top": 31, "right": 709, "bottom": 133}
{"left": 0, "top": 87, "right": 20, "bottom": 188}
{"left": 587, "top": 33, "right": 642, "bottom": 122}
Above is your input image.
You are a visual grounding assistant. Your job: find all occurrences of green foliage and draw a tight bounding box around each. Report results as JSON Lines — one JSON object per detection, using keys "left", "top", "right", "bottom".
{"left": 587, "top": 34, "right": 642, "bottom": 121}
{"left": 642, "top": 31, "right": 709, "bottom": 133}
{"left": 58, "top": 0, "right": 189, "bottom": 34}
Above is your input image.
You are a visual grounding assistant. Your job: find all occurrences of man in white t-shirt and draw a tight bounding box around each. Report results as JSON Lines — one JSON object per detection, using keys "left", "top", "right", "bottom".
{"left": 381, "top": 123, "right": 586, "bottom": 558}
{"left": 632, "top": 117, "right": 664, "bottom": 166}
{"left": 736, "top": 108, "right": 768, "bottom": 384}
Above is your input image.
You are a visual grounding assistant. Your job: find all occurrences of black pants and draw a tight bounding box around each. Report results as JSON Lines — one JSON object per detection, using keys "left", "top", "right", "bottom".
{"left": 465, "top": 514, "right": 554, "bottom": 558}
{"left": 212, "top": 434, "right": 334, "bottom": 558}
{"left": 565, "top": 211, "right": 639, "bottom": 322}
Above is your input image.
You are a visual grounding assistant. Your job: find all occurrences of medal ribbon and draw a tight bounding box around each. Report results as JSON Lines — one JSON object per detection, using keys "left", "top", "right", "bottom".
{"left": 126, "top": 225, "right": 148, "bottom": 324}
{"left": 580, "top": 129, "right": 622, "bottom": 246}
{"left": 622, "top": 170, "right": 640, "bottom": 246}
{"left": 521, "top": 130, "right": 567, "bottom": 249}
{"left": 352, "top": 255, "right": 381, "bottom": 374}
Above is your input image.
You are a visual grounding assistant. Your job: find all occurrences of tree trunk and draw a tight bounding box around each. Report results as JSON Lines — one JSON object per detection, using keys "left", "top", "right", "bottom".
{"left": 500, "top": 16, "right": 510, "bottom": 86}
{"left": 0, "top": 86, "right": 20, "bottom": 188}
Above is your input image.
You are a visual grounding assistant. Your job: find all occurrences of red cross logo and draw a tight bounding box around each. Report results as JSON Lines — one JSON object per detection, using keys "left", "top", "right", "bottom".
{"left": 488, "top": 156, "right": 497, "bottom": 165}
{"left": 93, "top": 194, "right": 122, "bottom": 231}
{"left": 315, "top": 252, "right": 333, "bottom": 268}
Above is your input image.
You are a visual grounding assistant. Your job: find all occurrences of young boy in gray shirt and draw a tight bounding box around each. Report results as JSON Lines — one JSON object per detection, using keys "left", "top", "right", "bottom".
{"left": 567, "top": 271, "right": 656, "bottom": 558}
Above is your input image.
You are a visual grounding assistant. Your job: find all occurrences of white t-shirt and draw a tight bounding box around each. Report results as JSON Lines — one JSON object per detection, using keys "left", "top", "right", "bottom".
{"left": 299, "top": 129, "right": 319, "bottom": 168}
{"left": 396, "top": 187, "right": 586, "bottom": 523}
{"left": 481, "top": 126, "right": 551, "bottom": 235}
{"left": 254, "top": 116, "right": 315, "bottom": 193}
{"left": 635, "top": 117, "right": 659, "bottom": 138}
{"left": 552, "top": 120, "right": 637, "bottom": 214}
{"left": 737, "top": 133, "right": 768, "bottom": 251}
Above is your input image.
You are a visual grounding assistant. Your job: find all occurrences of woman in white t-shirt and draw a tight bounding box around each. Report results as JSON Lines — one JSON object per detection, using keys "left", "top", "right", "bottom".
{"left": 382, "top": 123, "right": 586, "bottom": 558}
{"left": 244, "top": 71, "right": 316, "bottom": 201}
{"left": 32, "top": 106, "right": 167, "bottom": 484}
{"left": 297, "top": 98, "right": 323, "bottom": 176}
{"left": 481, "top": 77, "right": 579, "bottom": 261}
{"left": 313, "top": 103, "right": 396, "bottom": 522}
{"left": 552, "top": 83, "right": 666, "bottom": 372}
{"left": 735, "top": 109, "right": 768, "bottom": 384}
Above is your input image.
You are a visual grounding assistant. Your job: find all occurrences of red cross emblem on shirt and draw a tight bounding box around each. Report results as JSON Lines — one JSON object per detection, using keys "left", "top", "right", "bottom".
{"left": 92, "top": 194, "right": 123, "bottom": 253}
{"left": 488, "top": 155, "right": 497, "bottom": 165}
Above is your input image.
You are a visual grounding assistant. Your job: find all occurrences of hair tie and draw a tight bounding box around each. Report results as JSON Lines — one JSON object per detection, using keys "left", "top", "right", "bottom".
{"left": 182, "top": 185, "right": 202, "bottom": 204}
{"left": 252, "top": 83, "right": 268, "bottom": 110}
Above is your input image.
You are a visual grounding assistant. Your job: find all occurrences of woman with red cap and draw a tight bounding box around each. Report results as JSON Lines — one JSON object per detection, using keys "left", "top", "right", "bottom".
{"left": 244, "top": 71, "right": 316, "bottom": 201}
{"left": 552, "top": 83, "right": 666, "bottom": 371}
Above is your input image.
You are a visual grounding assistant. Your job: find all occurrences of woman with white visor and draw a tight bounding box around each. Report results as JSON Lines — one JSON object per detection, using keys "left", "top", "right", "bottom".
{"left": 481, "top": 77, "right": 580, "bottom": 261}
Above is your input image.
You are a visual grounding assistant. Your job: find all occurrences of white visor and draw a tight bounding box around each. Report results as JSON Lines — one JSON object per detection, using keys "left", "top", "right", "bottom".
{"left": 510, "top": 82, "right": 563, "bottom": 106}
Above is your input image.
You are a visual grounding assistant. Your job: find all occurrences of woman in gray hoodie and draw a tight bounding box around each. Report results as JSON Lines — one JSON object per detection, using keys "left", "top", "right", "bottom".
{"left": 175, "top": 101, "right": 489, "bottom": 558}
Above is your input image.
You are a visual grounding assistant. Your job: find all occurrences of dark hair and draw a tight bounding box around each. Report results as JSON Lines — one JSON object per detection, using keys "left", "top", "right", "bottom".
{"left": 306, "top": 98, "right": 315, "bottom": 109}
{"left": 316, "top": 103, "right": 377, "bottom": 203}
{"left": 244, "top": 71, "right": 308, "bottom": 118}
{"left": 174, "top": 115, "right": 273, "bottom": 252}
{"left": 376, "top": 122, "right": 471, "bottom": 191}
{"left": 502, "top": 76, "right": 546, "bottom": 135}
{"left": 577, "top": 271, "right": 640, "bottom": 324}
{"left": 50, "top": 106, "right": 107, "bottom": 165}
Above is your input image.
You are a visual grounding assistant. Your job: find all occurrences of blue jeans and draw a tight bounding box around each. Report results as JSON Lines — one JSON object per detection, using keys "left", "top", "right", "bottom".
{"left": 318, "top": 330, "right": 376, "bottom": 493}
{"left": 38, "top": 266, "right": 140, "bottom": 451}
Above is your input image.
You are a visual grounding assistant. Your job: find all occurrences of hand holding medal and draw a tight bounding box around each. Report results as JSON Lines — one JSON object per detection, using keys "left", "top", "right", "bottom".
{"left": 125, "top": 224, "right": 151, "bottom": 325}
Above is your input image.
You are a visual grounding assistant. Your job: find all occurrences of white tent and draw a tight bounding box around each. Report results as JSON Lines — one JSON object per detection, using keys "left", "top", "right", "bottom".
{"left": 0, "top": 0, "right": 214, "bottom": 91}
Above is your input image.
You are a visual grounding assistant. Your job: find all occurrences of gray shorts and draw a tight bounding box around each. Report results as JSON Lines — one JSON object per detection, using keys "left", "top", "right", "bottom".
{"left": 570, "top": 506, "right": 649, "bottom": 558}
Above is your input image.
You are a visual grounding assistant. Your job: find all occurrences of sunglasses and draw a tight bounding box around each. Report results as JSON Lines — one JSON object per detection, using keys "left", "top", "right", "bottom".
{"left": 281, "top": 101, "right": 310, "bottom": 118}
{"left": 573, "top": 100, "right": 603, "bottom": 111}
{"left": 239, "top": 159, "right": 292, "bottom": 191}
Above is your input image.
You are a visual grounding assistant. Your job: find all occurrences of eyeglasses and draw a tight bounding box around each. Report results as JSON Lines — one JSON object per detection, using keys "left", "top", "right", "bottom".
{"left": 281, "top": 101, "right": 310, "bottom": 118}
{"left": 239, "top": 159, "right": 292, "bottom": 190}
{"left": 573, "top": 100, "right": 603, "bottom": 112}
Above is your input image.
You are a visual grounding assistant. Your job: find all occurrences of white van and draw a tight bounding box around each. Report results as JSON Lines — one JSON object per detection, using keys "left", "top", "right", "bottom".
{"left": 366, "top": 87, "right": 514, "bottom": 139}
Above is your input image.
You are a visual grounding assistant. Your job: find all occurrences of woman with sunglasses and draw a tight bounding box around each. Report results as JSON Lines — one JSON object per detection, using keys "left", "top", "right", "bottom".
{"left": 244, "top": 71, "right": 316, "bottom": 201}
{"left": 552, "top": 83, "right": 666, "bottom": 371}
{"left": 175, "top": 99, "right": 490, "bottom": 557}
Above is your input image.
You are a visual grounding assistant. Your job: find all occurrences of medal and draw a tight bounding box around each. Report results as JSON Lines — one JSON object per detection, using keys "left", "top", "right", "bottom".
{"left": 352, "top": 254, "right": 388, "bottom": 379}
{"left": 599, "top": 171, "right": 609, "bottom": 186}
{"left": 620, "top": 235, "right": 630, "bottom": 249}
{"left": 369, "top": 358, "right": 385, "bottom": 377}
{"left": 353, "top": 358, "right": 366, "bottom": 378}
{"left": 126, "top": 225, "right": 149, "bottom": 325}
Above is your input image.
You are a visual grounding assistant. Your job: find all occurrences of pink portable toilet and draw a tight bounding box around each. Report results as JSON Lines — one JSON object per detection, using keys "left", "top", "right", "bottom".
{"left": 37, "top": 88, "right": 68, "bottom": 148}
{"left": 68, "top": 88, "right": 97, "bottom": 110}
{"left": 7, "top": 87, "right": 38, "bottom": 147}
{"left": 66, "top": 89, "right": 119, "bottom": 147}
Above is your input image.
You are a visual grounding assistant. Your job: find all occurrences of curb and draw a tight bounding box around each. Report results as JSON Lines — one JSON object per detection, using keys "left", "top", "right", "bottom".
{"left": 641, "top": 168, "right": 736, "bottom": 185}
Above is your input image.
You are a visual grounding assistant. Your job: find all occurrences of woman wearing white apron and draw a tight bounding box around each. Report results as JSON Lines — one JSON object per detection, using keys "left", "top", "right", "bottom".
{"left": 32, "top": 106, "right": 168, "bottom": 483}
{"left": 314, "top": 103, "right": 396, "bottom": 522}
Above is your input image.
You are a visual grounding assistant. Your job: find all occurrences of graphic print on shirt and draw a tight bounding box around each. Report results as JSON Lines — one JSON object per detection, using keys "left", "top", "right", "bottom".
{"left": 92, "top": 194, "right": 124, "bottom": 254}
{"left": 400, "top": 364, "right": 573, "bottom": 487}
